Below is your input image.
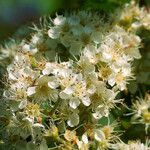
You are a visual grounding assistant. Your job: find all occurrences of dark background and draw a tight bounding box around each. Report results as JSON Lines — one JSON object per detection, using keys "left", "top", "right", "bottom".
{"left": 1, "top": 0, "right": 150, "bottom": 44}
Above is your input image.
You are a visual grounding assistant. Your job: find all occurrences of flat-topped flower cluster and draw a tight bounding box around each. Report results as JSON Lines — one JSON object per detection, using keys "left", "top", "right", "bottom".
{"left": 0, "top": 1, "right": 150, "bottom": 150}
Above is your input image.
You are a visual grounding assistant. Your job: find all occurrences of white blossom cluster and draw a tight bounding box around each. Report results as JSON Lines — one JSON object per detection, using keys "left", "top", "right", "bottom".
{"left": 112, "top": 140, "right": 150, "bottom": 150}
{"left": 117, "top": 1, "right": 150, "bottom": 31}
{"left": 132, "top": 93, "right": 150, "bottom": 133}
{"left": 0, "top": 2, "right": 150, "bottom": 150}
{"left": 4, "top": 14, "right": 141, "bottom": 127}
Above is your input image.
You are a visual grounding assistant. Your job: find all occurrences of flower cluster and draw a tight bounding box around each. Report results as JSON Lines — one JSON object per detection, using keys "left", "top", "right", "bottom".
{"left": 113, "top": 140, "right": 150, "bottom": 150}
{"left": 132, "top": 93, "right": 150, "bottom": 133}
{"left": 117, "top": 1, "right": 150, "bottom": 31}
{"left": 0, "top": 1, "right": 150, "bottom": 150}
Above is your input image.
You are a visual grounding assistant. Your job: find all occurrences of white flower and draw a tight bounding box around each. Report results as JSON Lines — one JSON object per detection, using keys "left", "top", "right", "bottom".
{"left": 108, "top": 72, "right": 127, "bottom": 90}
{"left": 93, "top": 105, "right": 109, "bottom": 119}
{"left": 27, "top": 76, "right": 58, "bottom": 102}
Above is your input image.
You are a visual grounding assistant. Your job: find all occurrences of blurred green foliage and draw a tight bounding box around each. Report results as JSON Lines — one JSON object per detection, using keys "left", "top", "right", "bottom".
{"left": 0, "top": 0, "right": 150, "bottom": 43}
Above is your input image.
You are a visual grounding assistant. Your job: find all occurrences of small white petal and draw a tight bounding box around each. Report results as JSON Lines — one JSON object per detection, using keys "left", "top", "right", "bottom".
{"left": 42, "top": 63, "right": 53, "bottom": 75}
{"left": 108, "top": 76, "right": 116, "bottom": 86}
{"left": 93, "top": 112, "right": 102, "bottom": 119}
{"left": 48, "top": 81, "right": 59, "bottom": 89}
{"left": 23, "top": 117, "right": 34, "bottom": 124}
{"left": 77, "top": 140, "right": 83, "bottom": 149}
{"left": 22, "top": 44, "right": 30, "bottom": 52}
{"left": 59, "top": 91, "right": 71, "bottom": 99}
{"left": 48, "top": 27, "right": 60, "bottom": 39}
{"left": 102, "top": 51, "right": 112, "bottom": 60}
{"left": 19, "top": 100, "right": 27, "bottom": 109}
{"left": 82, "top": 97, "right": 91, "bottom": 106}
{"left": 30, "top": 48, "right": 38, "bottom": 54}
{"left": 87, "top": 85, "right": 96, "bottom": 94}
{"left": 69, "top": 97, "right": 80, "bottom": 109}
{"left": 67, "top": 113, "right": 79, "bottom": 127}
{"left": 82, "top": 133, "right": 88, "bottom": 144}
{"left": 94, "top": 129, "right": 105, "bottom": 141}
{"left": 31, "top": 34, "right": 40, "bottom": 44}
{"left": 63, "top": 87, "right": 74, "bottom": 95}
{"left": 27, "top": 87, "right": 36, "bottom": 96}
{"left": 54, "top": 15, "right": 66, "bottom": 25}
{"left": 132, "top": 49, "right": 141, "bottom": 59}
{"left": 33, "top": 123, "right": 44, "bottom": 128}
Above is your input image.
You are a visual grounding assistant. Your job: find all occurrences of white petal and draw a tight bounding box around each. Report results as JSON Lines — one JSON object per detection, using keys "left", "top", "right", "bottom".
{"left": 42, "top": 68, "right": 51, "bottom": 75}
{"left": 31, "top": 34, "right": 40, "bottom": 44}
{"left": 82, "top": 133, "right": 88, "bottom": 144}
{"left": 63, "top": 87, "right": 74, "bottom": 95}
{"left": 132, "top": 49, "right": 141, "bottom": 59}
{"left": 94, "top": 129, "right": 105, "bottom": 141}
{"left": 54, "top": 15, "right": 66, "bottom": 25}
{"left": 103, "top": 51, "right": 112, "bottom": 60}
{"left": 22, "top": 44, "right": 30, "bottom": 52}
{"left": 91, "top": 31, "right": 102, "bottom": 44}
{"left": 87, "top": 85, "right": 96, "bottom": 94}
{"left": 3, "top": 90, "right": 11, "bottom": 98}
{"left": 67, "top": 113, "right": 79, "bottom": 127}
{"left": 48, "top": 27, "right": 60, "bottom": 39}
{"left": 77, "top": 141, "right": 83, "bottom": 149}
{"left": 19, "top": 100, "right": 27, "bottom": 109}
{"left": 42, "top": 63, "right": 53, "bottom": 75}
{"left": 131, "top": 22, "right": 141, "bottom": 29}
{"left": 59, "top": 91, "right": 71, "bottom": 99}
{"left": 23, "top": 117, "right": 34, "bottom": 124}
{"left": 82, "top": 97, "right": 91, "bottom": 106}
{"left": 33, "top": 123, "right": 44, "bottom": 128}
{"left": 69, "top": 97, "right": 80, "bottom": 109}
{"left": 48, "top": 81, "right": 59, "bottom": 89}
{"left": 30, "top": 48, "right": 38, "bottom": 54}
{"left": 108, "top": 76, "right": 116, "bottom": 86}
{"left": 27, "top": 87, "right": 36, "bottom": 96}
{"left": 69, "top": 42, "right": 82, "bottom": 55}
{"left": 119, "top": 83, "right": 126, "bottom": 91}
{"left": 93, "top": 112, "right": 102, "bottom": 119}
{"left": 61, "top": 35, "right": 72, "bottom": 47}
